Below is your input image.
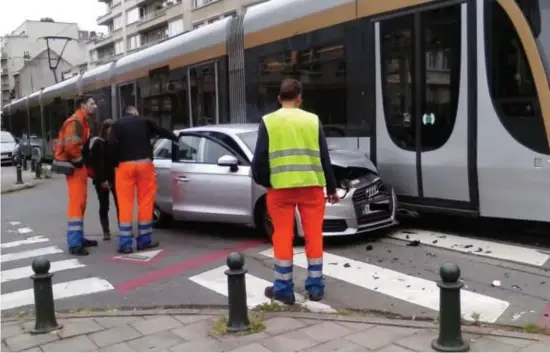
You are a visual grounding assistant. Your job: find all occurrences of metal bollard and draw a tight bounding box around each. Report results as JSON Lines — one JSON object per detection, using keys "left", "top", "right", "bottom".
{"left": 432, "top": 263, "right": 469, "bottom": 352}
{"left": 35, "top": 161, "right": 42, "bottom": 179}
{"left": 225, "top": 252, "right": 250, "bottom": 333}
{"left": 30, "top": 258, "right": 63, "bottom": 334}
{"left": 15, "top": 154, "right": 23, "bottom": 185}
{"left": 22, "top": 157, "right": 28, "bottom": 171}
{"left": 30, "top": 160, "right": 36, "bottom": 173}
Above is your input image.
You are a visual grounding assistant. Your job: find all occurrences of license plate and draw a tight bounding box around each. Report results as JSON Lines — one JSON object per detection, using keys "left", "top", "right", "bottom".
{"left": 362, "top": 204, "right": 370, "bottom": 215}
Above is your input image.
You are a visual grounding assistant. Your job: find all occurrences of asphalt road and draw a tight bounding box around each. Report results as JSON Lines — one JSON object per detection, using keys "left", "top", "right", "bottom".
{"left": 1, "top": 174, "right": 549, "bottom": 328}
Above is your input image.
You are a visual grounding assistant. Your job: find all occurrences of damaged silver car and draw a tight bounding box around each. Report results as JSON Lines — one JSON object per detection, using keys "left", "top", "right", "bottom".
{"left": 152, "top": 124, "right": 397, "bottom": 239}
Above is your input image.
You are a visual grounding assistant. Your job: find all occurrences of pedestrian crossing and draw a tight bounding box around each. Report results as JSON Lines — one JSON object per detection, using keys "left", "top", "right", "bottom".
{"left": 190, "top": 230, "right": 550, "bottom": 325}
{"left": 0, "top": 225, "right": 114, "bottom": 312}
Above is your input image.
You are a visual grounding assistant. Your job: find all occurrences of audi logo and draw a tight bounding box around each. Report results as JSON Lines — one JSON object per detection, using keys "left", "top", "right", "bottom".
{"left": 365, "top": 185, "right": 378, "bottom": 199}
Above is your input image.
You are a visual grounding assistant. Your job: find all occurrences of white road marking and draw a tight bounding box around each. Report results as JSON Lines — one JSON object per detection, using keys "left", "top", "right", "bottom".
{"left": 1, "top": 277, "right": 114, "bottom": 311}
{"left": 389, "top": 229, "right": 550, "bottom": 267}
{"left": 260, "top": 248, "right": 510, "bottom": 323}
{"left": 0, "top": 246, "right": 63, "bottom": 263}
{"left": 9, "top": 221, "right": 21, "bottom": 226}
{"left": 16, "top": 227, "right": 33, "bottom": 235}
{"left": 1, "top": 236, "right": 49, "bottom": 249}
{"left": 1, "top": 259, "right": 86, "bottom": 283}
{"left": 113, "top": 249, "right": 163, "bottom": 262}
{"left": 190, "top": 265, "right": 337, "bottom": 314}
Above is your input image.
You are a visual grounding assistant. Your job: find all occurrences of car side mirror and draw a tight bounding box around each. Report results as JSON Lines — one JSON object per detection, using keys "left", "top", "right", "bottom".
{"left": 217, "top": 155, "right": 239, "bottom": 172}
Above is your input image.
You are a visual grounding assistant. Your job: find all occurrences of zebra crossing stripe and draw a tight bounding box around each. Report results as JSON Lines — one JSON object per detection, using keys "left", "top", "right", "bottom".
{"left": 0, "top": 236, "right": 49, "bottom": 249}
{"left": 190, "top": 265, "right": 337, "bottom": 314}
{"left": 0, "top": 246, "right": 63, "bottom": 263}
{"left": 259, "top": 248, "right": 510, "bottom": 323}
{"left": 1, "top": 259, "right": 86, "bottom": 283}
{"left": 1, "top": 277, "right": 114, "bottom": 311}
{"left": 389, "top": 230, "right": 550, "bottom": 267}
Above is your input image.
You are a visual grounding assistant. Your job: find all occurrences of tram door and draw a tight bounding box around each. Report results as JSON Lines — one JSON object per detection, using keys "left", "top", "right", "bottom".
{"left": 187, "top": 61, "right": 219, "bottom": 127}
{"left": 374, "top": 3, "right": 473, "bottom": 210}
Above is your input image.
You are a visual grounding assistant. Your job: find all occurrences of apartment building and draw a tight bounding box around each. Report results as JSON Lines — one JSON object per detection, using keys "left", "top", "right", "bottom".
{"left": 87, "top": 0, "right": 268, "bottom": 68}
{"left": 1, "top": 19, "right": 91, "bottom": 108}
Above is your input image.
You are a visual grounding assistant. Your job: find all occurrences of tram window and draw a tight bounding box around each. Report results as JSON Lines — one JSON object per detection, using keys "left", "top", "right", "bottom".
{"left": 189, "top": 64, "right": 217, "bottom": 127}
{"left": 380, "top": 15, "right": 415, "bottom": 151}
{"left": 29, "top": 107, "right": 41, "bottom": 138}
{"left": 485, "top": 0, "right": 550, "bottom": 154}
{"left": 169, "top": 68, "right": 189, "bottom": 130}
{"left": 421, "top": 6, "right": 461, "bottom": 151}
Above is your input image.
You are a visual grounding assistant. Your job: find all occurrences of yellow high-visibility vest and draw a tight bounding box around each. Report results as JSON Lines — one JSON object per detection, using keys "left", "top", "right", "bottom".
{"left": 263, "top": 108, "right": 326, "bottom": 189}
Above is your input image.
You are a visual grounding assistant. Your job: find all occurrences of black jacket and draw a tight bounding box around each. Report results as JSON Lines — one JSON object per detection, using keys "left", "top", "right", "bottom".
{"left": 88, "top": 137, "right": 115, "bottom": 183}
{"left": 251, "top": 119, "right": 337, "bottom": 194}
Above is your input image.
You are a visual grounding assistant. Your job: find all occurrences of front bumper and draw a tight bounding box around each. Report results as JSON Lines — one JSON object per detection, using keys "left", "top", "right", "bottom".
{"left": 295, "top": 180, "right": 398, "bottom": 238}
{"left": 1, "top": 152, "right": 14, "bottom": 163}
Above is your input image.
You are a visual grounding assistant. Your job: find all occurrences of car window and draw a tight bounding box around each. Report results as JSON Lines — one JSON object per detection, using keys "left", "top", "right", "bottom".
{"left": 153, "top": 139, "right": 172, "bottom": 159}
{"left": 202, "top": 138, "right": 235, "bottom": 164}
{"left": 177, "top": 135, "right": 201, "bottom": 162}
{"left": 202, "top": 131, "right": 248, "bottom": 161}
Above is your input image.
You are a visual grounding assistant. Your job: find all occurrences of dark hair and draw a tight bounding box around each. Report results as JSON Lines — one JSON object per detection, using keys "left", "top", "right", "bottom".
{"left": 99, "top": 119, "right": 113, "bottom": 139}
{"left": 278, "top": 78, "right": 302, "bottom": 101}
{"left": 76, "top": 95, "right": 93, "bottom": 107}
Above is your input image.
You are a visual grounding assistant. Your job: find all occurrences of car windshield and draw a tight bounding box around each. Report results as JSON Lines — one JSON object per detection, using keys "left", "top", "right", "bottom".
{"left": 237, "top": 131, "right": 258, "bottom": 153}
{"left": 0, "top": 131, "right": 15, "bottom": 143}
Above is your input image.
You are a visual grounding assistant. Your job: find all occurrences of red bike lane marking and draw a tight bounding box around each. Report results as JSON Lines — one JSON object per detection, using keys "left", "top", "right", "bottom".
{"left": 115, "top": 240, "right": 264, "bottom": 293}
{"left": 540, "top": 302, "right": 550, "bottom": 327}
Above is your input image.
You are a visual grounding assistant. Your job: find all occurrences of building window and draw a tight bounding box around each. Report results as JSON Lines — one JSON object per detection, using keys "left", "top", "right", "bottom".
{"left": 90, "top": 50, "right": 98, "bottom": 63}
{"left": 193, "top": 0, "right": 219, "bottom": 9}
{"left": 168, "top": 18, "right": 184, "bottom": 37}
{"left": 127, "top": 35, "right": 141, "bottom": 51}
{"left": 113, "top": 15, "right": 123, "bottom": 30}
{"left": 485, "top": 0, "right": 549, "bottom": 154}
{"left": 127, "top": 7, "right": 140, "bottom": 25}
{"left": 114, "top": 40, "right": 124, "bottom": 55}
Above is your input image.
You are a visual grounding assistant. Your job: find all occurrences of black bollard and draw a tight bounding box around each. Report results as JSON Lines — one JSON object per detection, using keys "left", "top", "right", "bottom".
{"left": 225, "top": 252, "right": 250, "bottom": 333}
{"left": 432, "top": 263, "right": 469, "bottom": 352}
{"left": 30, "top": 160, "right": 36, "bottom": 173}
{"left": 15, "top": 155, "right": 23, "bottom": 185}
{"left": 35, "top": 161, "right": 42, "bottom": 179}
{"left": 30, "top": 258, "right": 63, "bottom": 334}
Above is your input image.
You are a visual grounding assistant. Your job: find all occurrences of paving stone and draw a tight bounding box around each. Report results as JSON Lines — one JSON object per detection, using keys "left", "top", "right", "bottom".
{"left": 94, "top": 316, "right": 145, "bottom": 329}
{"left": 5, "top": 332, "right": 59, "bottom": 351}
{"left": 345, "top": 325, "right": 420, "bottom": 350}
{"left": 126, "top": 330, "right": 185, "bottom": 352}
{"left": 97, "top": 342, "right": 134, "bottom": 352}
{"left": 489, "top": 335, "right": 536, "bottom": 348}
{"left": 171, "top": 315, "right": 214, "bottom": 325}
{"left": 297, "top": 321, "right": 353, "bottom": 342}
{"left": 1, "top": 342, "right": 12, "bottom": 352}
{"left": 378, "top": 343, "right": 414, "bottom": 352}
{"left": 169, "top": 337, "right": 236, "bottom": 352}
{"left": 58, "top": 319, "right": 104, "bottom": 338}
{"left": 216, "top": 331, "right": 270, "bottom": 347}
{"left": 171, "top": 320, "right": 212, "bottom": 341}
{"left": 337, "top": 321, "right": 375, "bottom": 331}
{"left": 40, "top": 335, "right": 97, "bottom": 352}
{"left": 227, "top": 342, "right": 272, "bottom": 352}
{"left": 519, "top": 341, "right": 550, "bottom": 351}
{"left": 261, "top": 330, "right": 320, "bottom": 351}
{"left": 88, "top": 324, "right": 142, "bottom": 348}
{"left": 1, "top": 323, "right": 24, "bottom": 339}
{"left": 131, "top": 315, "right": 182, "bottom": 335}
{"left": 297, "top": 318, "right": 321, "bottom": 326}
{"left": 21, "top": 347, "right": 42, "bottom": 352}
{"left": 394, "top": 329, "right": 436, "bottom": 351}
{"left": 303, "top": 337, "right": 368, "bottom": 352}
{"left": 262, "top": 317, "right": 306, "bottom": 335}
{"left": 470, "top": 337, "right": 520, "bottom": 352}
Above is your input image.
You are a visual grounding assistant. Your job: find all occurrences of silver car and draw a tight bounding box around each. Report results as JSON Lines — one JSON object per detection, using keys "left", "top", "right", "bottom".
{"left": 152, "top": 124, "right": 397, "bottom": 239}
{"left": 1, "top": 131, "right": 20, "bottom": 165}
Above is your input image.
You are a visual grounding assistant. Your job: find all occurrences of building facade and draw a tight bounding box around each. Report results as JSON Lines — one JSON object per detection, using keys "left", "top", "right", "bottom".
{"left": 87, "top": 0, "right": 267, "bottom": 68}
{"left": 1, "top": 19, "right": 92, "bottom": 109}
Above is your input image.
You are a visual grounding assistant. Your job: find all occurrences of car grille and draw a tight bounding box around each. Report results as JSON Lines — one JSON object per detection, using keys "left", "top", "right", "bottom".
{"left": 322, "top": 219, "right": 348, "bottom": 233}
{"left": 1, "top": 152, "right": 12, "bottom": 157}
{"left": 352, "top": 180, "right": 392, "bottom": 225}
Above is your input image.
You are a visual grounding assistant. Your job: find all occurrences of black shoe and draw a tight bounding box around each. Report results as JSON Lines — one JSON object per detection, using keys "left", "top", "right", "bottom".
{"left": 137, "top": 241, "right": 159, "bottom": 251}
{"left": 307, "top": 291, "right": 324, "bottom": 302}
{"left": 264, "top": 286, "right": 296, "bottom": 305}
{"left": 69, "top": 247, "right": 89, "bottom": 256}
{"left": 83, "top": 239, "right": 98, "bottom": 247}
{"left": 117, "top": 248, "right": 133, "bottom": 254}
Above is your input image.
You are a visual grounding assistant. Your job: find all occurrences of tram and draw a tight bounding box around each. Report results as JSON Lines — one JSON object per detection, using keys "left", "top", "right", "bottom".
{"left": 2, "top": 0, "right": 549, "bottom": 223}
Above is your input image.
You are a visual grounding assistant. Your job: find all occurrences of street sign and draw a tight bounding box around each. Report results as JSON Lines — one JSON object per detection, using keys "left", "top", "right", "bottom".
{"left": 109, "top": 249, "right": 166, "bottom": 266}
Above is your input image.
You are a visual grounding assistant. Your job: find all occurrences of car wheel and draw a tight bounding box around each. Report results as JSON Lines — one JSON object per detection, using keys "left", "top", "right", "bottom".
{"left": 257, "top": 201, "right": 302, "bottom": 245}
{"left": 152, "top": 203, "right": 172, "bottom": 229}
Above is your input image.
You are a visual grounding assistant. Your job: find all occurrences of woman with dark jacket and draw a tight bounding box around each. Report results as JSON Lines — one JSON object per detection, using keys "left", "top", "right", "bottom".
{"left": 88, "top": 119, "right": 118, "bottom": 240}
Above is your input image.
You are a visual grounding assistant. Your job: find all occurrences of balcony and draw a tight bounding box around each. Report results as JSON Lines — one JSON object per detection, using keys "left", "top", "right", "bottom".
{"left": 97, "top": 10, "right": 116, "bottom": 26}
{"left": 89, "top": 29, "right": 122, "bottom": 49}
{"left": 193, "top": 0, "right": 221, "bottom": 10}
{"left": 140, "top": 28, "right": 169, "bottom": 48}
{"left": 137, "top": 1, "right": 183, "bottom": 32}
{"left": 2, "top": 83, "right": 10, "bottom": 90}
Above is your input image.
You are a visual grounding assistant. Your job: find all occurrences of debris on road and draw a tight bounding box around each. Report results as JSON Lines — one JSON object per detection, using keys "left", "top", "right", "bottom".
{"left": 432, "top": 240, "right": 438, "bottom": 244}
{"left": 343, "top": 263, "right": 351, "bottom": 268}
{"left": 427, "top": 252, "right": 436, "bottom": 257}
{"left": 464, "top": 244, "right": 473, "bottom": 249}
{"left": 372, "top": 274, "right": 380, "bottom": 280}
{"left": 407, "top": 240, "right": 420, "bottom": 247}
{"left": 511, "top": 284, "right": 522, "bottom": 290}
{"left": 475, "top": 247, "right": 483, "bottom": 252}
{"left": 366, "top": 245, "right": 373, "bottom": 251}
{"left": 491, "top": 280, "right": 501, "bottom": 287}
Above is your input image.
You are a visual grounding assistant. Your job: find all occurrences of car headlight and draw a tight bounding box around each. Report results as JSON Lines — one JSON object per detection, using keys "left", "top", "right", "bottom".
{"left": 323, "top": 187, "right": 348, "bottom": 200}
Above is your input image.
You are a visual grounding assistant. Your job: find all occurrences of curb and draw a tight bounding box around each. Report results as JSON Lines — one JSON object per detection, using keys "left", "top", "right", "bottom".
{"left": 0, "top": 182, "right": 37, "bottom": 194}
{"left": 2, "top": 307, "right": 548, "bottom": 343}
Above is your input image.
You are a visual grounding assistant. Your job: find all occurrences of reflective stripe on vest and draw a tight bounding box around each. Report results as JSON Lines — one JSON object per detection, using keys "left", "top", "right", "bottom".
{"left": 263, "top": 108, "right": 326, "bottom": 189}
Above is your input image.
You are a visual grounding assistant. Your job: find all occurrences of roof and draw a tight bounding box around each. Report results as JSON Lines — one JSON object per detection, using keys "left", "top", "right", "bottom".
{"left": 176, "top": 124, "right": 259, "bottom": 134}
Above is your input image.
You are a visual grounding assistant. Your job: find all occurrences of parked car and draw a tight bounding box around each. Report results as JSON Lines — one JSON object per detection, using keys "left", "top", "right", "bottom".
{"left": 1, "top": 130, "right": 20, "bottom": 165}
{"left": 152, "top": 124, "right": 397, "bottom": 240}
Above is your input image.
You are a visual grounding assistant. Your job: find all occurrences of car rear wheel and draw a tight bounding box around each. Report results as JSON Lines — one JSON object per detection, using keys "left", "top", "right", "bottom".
{"left": 257, "top": 201, "right": 301, "bottom": 245}
{"left": 152, "top": 203, "right": 172, "bottom": 229}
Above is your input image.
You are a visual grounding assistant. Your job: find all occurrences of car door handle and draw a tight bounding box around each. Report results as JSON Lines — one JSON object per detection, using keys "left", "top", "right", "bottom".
{"left": 175, "top": 176, "right": 189, "bottom": 183}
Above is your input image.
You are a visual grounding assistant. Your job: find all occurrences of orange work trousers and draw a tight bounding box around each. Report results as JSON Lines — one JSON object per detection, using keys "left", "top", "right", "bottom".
{"left": 115, "top": 159, "right": 156, "bottom": 251}
{"left": 66, "top": 166, "right": 88, "bottom": 249}
{"left": 267, "top": 186, "right": 325, "bottom": 298}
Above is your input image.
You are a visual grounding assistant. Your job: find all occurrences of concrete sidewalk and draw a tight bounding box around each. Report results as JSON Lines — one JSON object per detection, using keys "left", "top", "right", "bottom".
{"left": 2, "top": 309, "right": 549, "bottom": 352}
{"left": 1, "top": 164, "right": 52, "bottom": 194}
